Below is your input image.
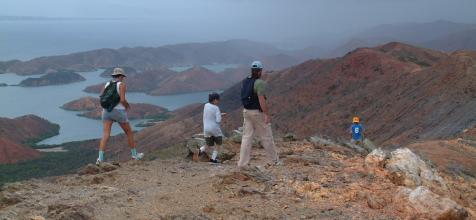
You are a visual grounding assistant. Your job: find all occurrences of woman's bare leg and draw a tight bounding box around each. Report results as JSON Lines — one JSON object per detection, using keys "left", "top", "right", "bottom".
{"left": 99, "top": 120, "right": 113, "bottom": 151}
{"left": 119, "top": 122, "right": 135, "bottom": 149}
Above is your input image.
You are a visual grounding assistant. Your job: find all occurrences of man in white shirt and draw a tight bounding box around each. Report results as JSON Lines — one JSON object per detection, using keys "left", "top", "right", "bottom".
{"left": 197, "top": 92, "right": 226, "bottom": 163}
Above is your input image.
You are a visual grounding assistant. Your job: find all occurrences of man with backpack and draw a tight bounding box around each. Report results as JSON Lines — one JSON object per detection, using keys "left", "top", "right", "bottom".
{"left": 97, "top": 68, "right": 143, "bottom": 164}
{"left": 238, "top": 61, "right": 280, "bottom": 168}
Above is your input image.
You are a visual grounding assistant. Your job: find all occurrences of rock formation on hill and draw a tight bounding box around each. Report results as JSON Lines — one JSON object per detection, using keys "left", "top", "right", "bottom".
{"left": 0, "top": 115, "right": 59, "bottom": 164}
{"left": 18, "top": 71, "right": 85, "bottom": 87}
{"left": 61, "top": 97, "right": 170, "bottom": 120}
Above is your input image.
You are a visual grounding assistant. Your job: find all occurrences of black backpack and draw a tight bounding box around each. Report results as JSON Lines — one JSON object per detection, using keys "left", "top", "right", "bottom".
{"left": 100, "top": 81, "right": 120, "bottom": 112}
{"left": 241, "top": 77, "right": 261, "bottom": 111}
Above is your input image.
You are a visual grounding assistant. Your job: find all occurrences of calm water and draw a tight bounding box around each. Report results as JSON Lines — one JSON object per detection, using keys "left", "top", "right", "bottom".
{"left": 169, "top": 64, "right": 238, "bottom": 73}
{"left": 0, "top": 70, "right": 211, "bottom": 145}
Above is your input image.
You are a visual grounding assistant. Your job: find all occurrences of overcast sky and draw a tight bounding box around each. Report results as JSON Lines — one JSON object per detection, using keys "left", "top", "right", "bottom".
{"left": 3, "top": 0, "right": 476, "bottom": 30}
{"left": 1, "top": 0, "right": 475, "bottom": 60}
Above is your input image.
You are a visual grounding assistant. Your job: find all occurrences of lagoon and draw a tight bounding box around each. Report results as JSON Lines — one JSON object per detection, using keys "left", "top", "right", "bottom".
{"left": 0, "top": 70, "right": 209, "bottom": 145}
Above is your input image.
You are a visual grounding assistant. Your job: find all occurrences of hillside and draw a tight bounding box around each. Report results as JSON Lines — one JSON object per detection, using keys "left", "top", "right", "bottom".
{"left": 219, "top": 42, "right": 475, "bottom": 146}
{"left": 0, "top": 138, "right": 473, "bottom": 219}
{"left": 0, "top": 115, "right": 60, "bottom": 164}
{"left": 105, "top": 42, "right": 476, "bottom": 176}
{"left": 0, "top": 40, "right": 302, "bottom": 75}
{"left": 84, "top": 66, "right": 248, "bottom": 96}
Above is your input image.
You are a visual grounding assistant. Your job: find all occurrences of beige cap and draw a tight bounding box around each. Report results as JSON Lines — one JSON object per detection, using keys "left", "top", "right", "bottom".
{"left": 111, "top": 67, "right": 126, "bottom": 77}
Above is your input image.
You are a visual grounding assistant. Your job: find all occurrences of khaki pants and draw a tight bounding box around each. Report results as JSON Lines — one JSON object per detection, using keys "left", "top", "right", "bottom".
{"left": 238, "top": 109, "right": 279, "bottom": 167}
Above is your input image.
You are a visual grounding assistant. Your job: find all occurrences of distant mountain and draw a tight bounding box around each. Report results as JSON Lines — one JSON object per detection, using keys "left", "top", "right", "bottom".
{"left": 326, "top": 21, "right": 476, "bottom": 57}
{"left": 0, "top": 40, "right": 298, "bottom": 75}
{"left": 0, "top": 115, "right": 59, "bottom": 164}
{"left": 421, "top": 29, "right": 476, "bottom": 51}
{"left": 84, "top": 66, "right": 249, "bottom": 96}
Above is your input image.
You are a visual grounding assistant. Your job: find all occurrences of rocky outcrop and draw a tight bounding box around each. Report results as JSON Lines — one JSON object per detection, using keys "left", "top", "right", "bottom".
{"left": 364, "top": 148, "right": 387, "bottom": 169}
{"left": 61, "top": 96, "right": 170, "bottom": 120}
{"left": 385, "top": 148, "right": 447, "bottom": 190}
{"left": 394, "top": 186, "right": 468, "bottom": 220}
{"left": 19, "top": 71, "right": 85, "bottom": 87}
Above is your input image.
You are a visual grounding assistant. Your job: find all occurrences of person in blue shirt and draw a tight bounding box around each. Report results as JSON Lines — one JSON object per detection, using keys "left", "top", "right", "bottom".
{"left": 350, "top": 116, "right": 364, "bottom": 145}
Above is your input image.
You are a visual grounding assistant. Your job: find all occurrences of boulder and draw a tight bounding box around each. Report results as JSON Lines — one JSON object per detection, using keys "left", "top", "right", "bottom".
{"left": 185, "top": 137, "right": 206, "bottom": 154}
{"left": 386, "top": 148, "right": 447, "bottom": 189}
{"left": 394, "top": 186, "right": 468, "bottom": 220}
{"left": 230, "top": 127, "right": 261, "bottom": 147}
{"left": 364, "top": 148, "right": 387, "bottom": 169}
{"left": 230, "top": 128, "right": 244, "bottom": 143}
{"left": 283, "top": 133, "right": 297, "bottom": 142}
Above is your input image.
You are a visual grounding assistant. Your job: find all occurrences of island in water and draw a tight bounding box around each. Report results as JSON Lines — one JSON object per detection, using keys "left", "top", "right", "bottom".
{"left": 61, "top": 96, "right": 172, "bottom": 125}
{"left": 19, "top": 70, "right": 85, "bottom": 87}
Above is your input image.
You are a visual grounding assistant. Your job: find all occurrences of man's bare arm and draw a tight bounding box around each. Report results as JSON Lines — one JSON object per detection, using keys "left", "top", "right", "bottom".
{"left": 258, "top": 95, "right": 271, "bottom": 123}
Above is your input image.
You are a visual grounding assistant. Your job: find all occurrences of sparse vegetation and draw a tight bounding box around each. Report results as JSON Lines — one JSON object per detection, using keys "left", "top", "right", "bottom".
{"left": 0, "top": 145, "right": 96, "bottom": 184}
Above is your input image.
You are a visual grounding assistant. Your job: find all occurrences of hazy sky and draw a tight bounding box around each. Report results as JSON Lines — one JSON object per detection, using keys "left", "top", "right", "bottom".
{"left": 1, "top": 0, "right": 476, "bottom": 60}
{"left": 3, "top": 0, "right": 476, "bottom": 33}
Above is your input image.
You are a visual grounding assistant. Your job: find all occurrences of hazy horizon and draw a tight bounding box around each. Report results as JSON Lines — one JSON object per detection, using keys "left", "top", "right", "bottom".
{"left": 1, "top": 0, "right": 476, "bottom": 60}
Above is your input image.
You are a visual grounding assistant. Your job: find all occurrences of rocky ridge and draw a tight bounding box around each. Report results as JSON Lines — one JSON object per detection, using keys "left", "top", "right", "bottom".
{"left": 0, "top": 136, "right": 473, "bottom": 219}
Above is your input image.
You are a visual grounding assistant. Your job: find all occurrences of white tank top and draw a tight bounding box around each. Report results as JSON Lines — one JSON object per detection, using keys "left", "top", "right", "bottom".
{"left": 104, "top": 81, "right": 125, "bottom": 110}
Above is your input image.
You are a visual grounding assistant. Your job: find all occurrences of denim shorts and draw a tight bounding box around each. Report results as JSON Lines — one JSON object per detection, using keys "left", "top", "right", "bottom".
{"left": 102, "top": 109, "right": 128, "bottom": 123}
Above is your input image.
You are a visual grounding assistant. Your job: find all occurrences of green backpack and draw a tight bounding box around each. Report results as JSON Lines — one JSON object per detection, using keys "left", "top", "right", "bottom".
{"left": 100, "top": 81, "right": 120, "bottom": 112}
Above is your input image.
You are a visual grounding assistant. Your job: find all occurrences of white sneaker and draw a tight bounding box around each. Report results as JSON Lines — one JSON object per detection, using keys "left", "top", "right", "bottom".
{"left": 132, "top": 152, "right": 144, "bottom": 161}
{"left": 96, "top": 158, "right": 103, "bottom": 165}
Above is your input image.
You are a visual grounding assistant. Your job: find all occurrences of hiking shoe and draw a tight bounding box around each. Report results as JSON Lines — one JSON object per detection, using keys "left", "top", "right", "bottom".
{"left": 275, "top": 160, "right": 284, "bottom": 166}
{"left": 209, "top": 159, "right": 219, "bottom": 164}
{"left": 96, "top": 158, "right": 103, "bottom": 165}
{"left": 132, "top": 152, "right": 144, "bottom": 161}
